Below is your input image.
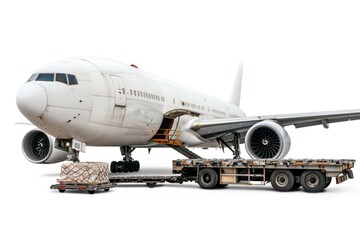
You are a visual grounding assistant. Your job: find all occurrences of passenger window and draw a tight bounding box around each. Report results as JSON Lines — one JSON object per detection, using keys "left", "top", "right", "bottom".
{"left": 56, "top": 73, "right": 68, "bottom": 84}
{"left": 68, "top": 74, "right": 78, "bottom": 85}
{"left": 36, "top": 73, "right": 54, "bottom": 82}
{"left": 27, "top": 73, "right": 38, "bottom": 82}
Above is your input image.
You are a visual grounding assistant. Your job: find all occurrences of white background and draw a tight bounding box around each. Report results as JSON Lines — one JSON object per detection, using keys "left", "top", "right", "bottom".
{"left": 1, "top": 0, "right": 360, "bottom": 239}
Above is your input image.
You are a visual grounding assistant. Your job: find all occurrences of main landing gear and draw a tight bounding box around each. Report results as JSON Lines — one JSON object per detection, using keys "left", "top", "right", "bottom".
{"left": 110, "top": 146, "right": 140, "bottom": 173}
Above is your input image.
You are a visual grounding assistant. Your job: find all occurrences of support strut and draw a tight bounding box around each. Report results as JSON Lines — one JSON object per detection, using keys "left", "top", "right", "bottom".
{"left": 120, "top": 146, "right": 135, "bottom": 161}
{"left": 217, "top": 133, "right": 241, "bottom": 159}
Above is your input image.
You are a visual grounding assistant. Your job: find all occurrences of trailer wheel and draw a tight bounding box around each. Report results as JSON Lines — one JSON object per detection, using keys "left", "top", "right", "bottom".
{"left": 270, "top": 170, "right": 295, "bottom": 191}
{"left": 59, "top": 189, "right": 65, "bottom": 193}
{"left": 198, "top": 169, "right": 218, "bottom": 189}
{"left": 324, "top": 177, "right": 332, "bottom": 189}
{"left": 88, "top": 190, "right": 95, "bottom": 194}
{"left": 104, "top": 188, "right": 110, "bottom": 192}
{"left": 292, "top": 182, "right": 301, "bottom": 190}
{"left": 110, "top": 161, "right": 117, "bottom": 173}
{"left": 300, "top": 171, "right": 326, "bottom": 193}
{"left": 146, "top": 183, "right": 156, "bottom": 188}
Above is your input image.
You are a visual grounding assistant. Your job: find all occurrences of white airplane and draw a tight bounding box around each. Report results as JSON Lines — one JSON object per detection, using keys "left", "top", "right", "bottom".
{"left": 16, "top": 57, "right": 360, "bottom": 173}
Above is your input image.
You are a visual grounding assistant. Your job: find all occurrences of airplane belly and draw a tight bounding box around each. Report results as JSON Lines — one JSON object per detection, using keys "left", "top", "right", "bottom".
{"left": 81, "top": 123, "right": 150, "bottom": 146}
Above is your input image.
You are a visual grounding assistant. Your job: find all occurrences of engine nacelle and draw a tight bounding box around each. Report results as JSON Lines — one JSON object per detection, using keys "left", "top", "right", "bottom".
{"left": 245, "top": 120, "right": 291, "bottom": 159}
{"left": 22, "top": 129, "right": 68, "bottom": 164}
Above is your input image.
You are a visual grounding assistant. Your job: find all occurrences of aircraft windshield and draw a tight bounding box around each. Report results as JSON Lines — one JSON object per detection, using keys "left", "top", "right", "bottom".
{"left": 27, "top": 73, "right": 78, "bottom": 85}
{"left": 36, "top": 73, "right": 54, "bottom": 82}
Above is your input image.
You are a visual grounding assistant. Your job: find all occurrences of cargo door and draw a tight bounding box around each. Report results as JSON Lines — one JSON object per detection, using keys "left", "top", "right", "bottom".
{"left": 110, "top": 75, "right": 126, "bottom": 107}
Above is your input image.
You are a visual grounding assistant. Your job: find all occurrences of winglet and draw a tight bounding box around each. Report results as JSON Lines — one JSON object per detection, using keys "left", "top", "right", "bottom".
{"left": 229, "top": 61, "right": 243, "bottom": 107}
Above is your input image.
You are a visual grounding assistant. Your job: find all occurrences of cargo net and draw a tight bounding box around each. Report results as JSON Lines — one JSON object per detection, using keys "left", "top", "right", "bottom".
{"left": 57, "top": 162, "right": 109, "bottom": 184}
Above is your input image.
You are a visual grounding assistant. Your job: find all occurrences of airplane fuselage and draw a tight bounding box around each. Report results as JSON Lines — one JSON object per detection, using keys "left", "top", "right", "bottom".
{"left": 17, "top": 57, "right": 245, "bottom": 147}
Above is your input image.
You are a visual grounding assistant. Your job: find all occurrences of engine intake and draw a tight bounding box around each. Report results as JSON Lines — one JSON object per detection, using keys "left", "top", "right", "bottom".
{"left": 245, "top": 120, "right": 291, "bottom": 159}
{"left": 22, "top": 129, "right": 68, "bottom": 164}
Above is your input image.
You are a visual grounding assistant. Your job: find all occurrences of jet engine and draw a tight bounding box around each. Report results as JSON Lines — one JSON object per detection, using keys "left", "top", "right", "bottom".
{"left": 22, "top": 129, "right": 68, "bottom": 164}
{"left": 245, "top": 120, "right": 291, "bottom": 159}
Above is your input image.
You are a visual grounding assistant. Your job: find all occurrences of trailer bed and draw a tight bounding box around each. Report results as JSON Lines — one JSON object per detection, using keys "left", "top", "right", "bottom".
{"left": 172, "top": 158, "right": 355, "bottom": 192}
{"left": 109, "top": 175, "right": 182, "bottom": 188}
{"left": 50, "top": 158, "right": 355, "bottom": 193}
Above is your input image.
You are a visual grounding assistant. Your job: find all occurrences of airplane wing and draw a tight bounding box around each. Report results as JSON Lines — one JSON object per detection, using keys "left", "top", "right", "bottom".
{"left": 191, "top": 109, "right": 360, "bottom": 139}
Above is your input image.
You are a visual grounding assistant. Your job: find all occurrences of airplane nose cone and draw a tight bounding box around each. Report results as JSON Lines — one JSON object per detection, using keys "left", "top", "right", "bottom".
{"left": 16, "top": 83, "right": 47, "bottom": 119}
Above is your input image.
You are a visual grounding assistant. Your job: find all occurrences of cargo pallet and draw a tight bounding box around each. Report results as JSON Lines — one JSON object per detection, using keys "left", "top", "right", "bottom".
{"left": 108, "top": 158, "right": 355, "bottom": 193}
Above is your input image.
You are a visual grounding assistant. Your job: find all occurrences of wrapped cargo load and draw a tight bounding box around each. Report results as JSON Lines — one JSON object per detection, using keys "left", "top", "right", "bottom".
{"left": 57, "top": 162, "right": 109, "bottom": 184}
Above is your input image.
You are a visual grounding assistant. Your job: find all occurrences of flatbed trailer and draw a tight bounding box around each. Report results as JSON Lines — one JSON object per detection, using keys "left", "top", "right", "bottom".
{"left": 109, "top": 158, "right": 355, "bottom": 192}
{"left": 50, "top": 181, "right": 114, "bottom": 194}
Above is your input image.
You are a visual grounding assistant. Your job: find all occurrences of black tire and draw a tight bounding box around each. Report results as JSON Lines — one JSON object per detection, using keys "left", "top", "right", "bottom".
{"left": 270, "top": 170, "right": 295, "bottom": 192}
{"left": 117, "top": 161, "right": 124, "bottom": 173}
{"left": 324, "top": 177, "right": 332, "bottom": 189}
{"left": 130, "top": 161, "right": 138, "bottom": 172}
{"left": 110, "top": 161, "right": 117, "bottom": 173}
{"left": 134, "top": 161, "right": 140, "bottom": 172}
{"left": 216, "top": 183, "right": 228, "bottom": 188}
{"left": 292, "top": 182, "right": 301, "bottom": 190}
{"left": 88, "top": 190, "right": 95, "bottom": 194}
{"left": 300, "top": 171, "right": 326, "bottom": 193}
{"left": 104, "top": 188, "right": 110, "bottom": 192}
{"left": 146, "top": 183, "right": 156, "bottom": 188}
{"left": 198, "top": 168, "right": 218, "bottom": 189}
{"left": 122, "top": 161, "right": 130, "bottom": 173}
{"left": 59, "top": 189, "right": 65, "bottom": 193}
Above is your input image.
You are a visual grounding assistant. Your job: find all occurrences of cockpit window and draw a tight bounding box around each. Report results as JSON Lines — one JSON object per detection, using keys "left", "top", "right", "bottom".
{"left": 56, "top": 73, "right": 68, "bottom": 84}
{"left": 27, "top": 73, "right": 38, "bottom": 82}
{"left": 68, "top": 74, "right": 78, "bottom": 85}
{"left": 30, "top": 73, "right": 77, "bottom": 85}
{"left": 36, "top": 73, "right": 54, "bottom": 82}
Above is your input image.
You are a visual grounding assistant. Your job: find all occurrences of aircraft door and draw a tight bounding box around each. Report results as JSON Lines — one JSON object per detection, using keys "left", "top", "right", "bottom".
{"left": 110, "top": 75, "right": 126, "bottom": 107}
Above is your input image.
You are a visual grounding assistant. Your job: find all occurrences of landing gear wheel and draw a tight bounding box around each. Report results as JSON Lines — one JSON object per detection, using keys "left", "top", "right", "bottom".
{"left": 324, "top": 177, "right": 332, "bottom": 189}
{"left": 59, "top": 189, "right": 65, "bottom": 193}
{"left": 146, "top": 183, "right": 157, "bottom": 188}
{"left": 88, "top": 190, "right": 95, "bottom": 194}
{"left": 133, "top": 160, "right": 140, "bottom": 172}
{"left": 123, "top": 161, "right": 130, "bottom": 173}
{"left": 110, "top": 161, "right": 117, "bottom": 173}
{"left": 198, "top": 168, "right": 218, "bottom": 189}
{"left": 117, "top": 161, "right": 124, "bottom": 173}
{"left": 129, "top": 161, "right": 135, "bottom": 172}
{"left": 270, "top": 170, "right": 295, "bottom": 192}
{"left": 300, "top": 171, "right": 326, "bottom": 193}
